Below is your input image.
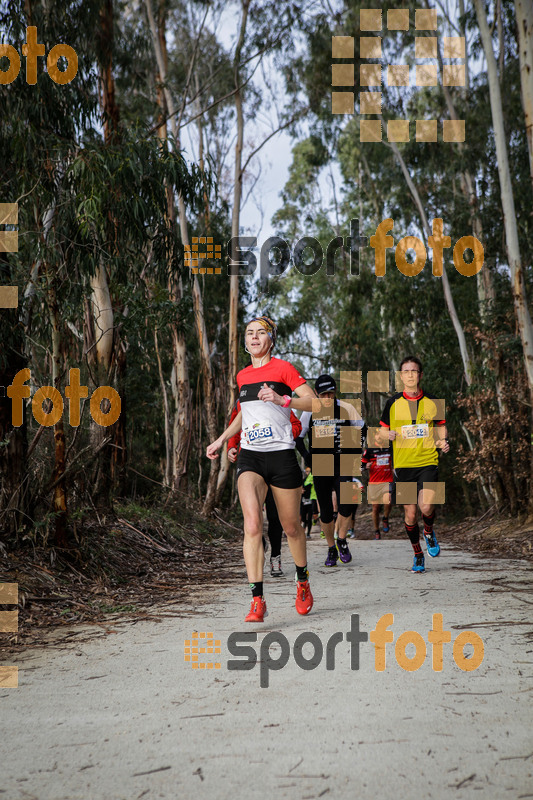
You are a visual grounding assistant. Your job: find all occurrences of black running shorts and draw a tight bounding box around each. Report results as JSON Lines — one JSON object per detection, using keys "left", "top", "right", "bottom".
{"left": 390, "top": 464, "right": 439, "bottom": 503}
{"left": 236, "top": 448, "right": 303, "bottom": 489}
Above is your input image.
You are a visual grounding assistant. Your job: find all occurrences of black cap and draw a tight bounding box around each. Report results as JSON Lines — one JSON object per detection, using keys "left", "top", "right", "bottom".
{"left": 315, "top": 374, "right": 337, "bottom": 395}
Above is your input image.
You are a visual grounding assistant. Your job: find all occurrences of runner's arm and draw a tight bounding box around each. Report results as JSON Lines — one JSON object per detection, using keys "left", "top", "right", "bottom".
{"left": 377, "top": 397, "right": 396, "bottom": 444}
{"left": 258, "top": 381, "right": 316, "bottom": 411}
{"left": 434, "top": 424, "right": 449, "bottom": 452}
{"left": 289, "top": 382, "right": 316, "bottom": 411}
{"left": 295, "top": 410, "right": 311, "bottom": 466}
{"left": 375, "top": 424, "right": 395, "bottom": 445}
{"left": 227, "top": 404, "right": 240, "bottom": 451}
{"left": 295, "top": 435, "right": 311, "bottom": 467}
{"left": 207, "top": 410, "right": 243, "bottom": 459}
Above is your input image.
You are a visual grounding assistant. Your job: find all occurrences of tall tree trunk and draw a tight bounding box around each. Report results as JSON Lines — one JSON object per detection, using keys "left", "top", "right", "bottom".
{"left": 91, "top": 0, "right": 123, "bottom": 506}
{"left": 432, "top": 7, "right": 505, "bottom": 506}
{"left": 154, "top": 327, "right": 171, "bottom": 487}
{"left": 435, "top": 20, "right": 495, "bottom": 321}
{"left": 88, "top": 263, "right": 114, "bottom": 505}
{"left": 146, "top": 0, "right": 192, "bottom": 492}
{"left": 515, "top": 0, "right": 533, "bottom": 188}
{"left": 147, "top": 0, "right": 219, "bottom": 502}
{"left": 474, "top": 0, "right": 533, "bottom": 517}
{"left": 386, "top": 138, "right": 473, "bottom": 385}
{"left": 195, "top": 90, "right": 220, "bottom": 515}
{"left": 46, "top": 261, "right": 68, "bottom": 546}
{"left": 216, "top": 0, "right": 250, "bottom": 505}
{"left": 0, "top": 256, "right": 27, "bottom": 536}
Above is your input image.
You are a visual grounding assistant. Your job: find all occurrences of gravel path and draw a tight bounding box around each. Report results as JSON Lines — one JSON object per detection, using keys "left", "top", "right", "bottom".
{"left": 1, "top": 536, "right": 532, "bottom": 800}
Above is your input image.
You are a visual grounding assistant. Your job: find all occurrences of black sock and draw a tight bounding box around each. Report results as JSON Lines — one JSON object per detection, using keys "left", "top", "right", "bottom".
{"left": 250, "top": 582, "right": 263, "bottom": 598}
{"left": 422, "top": 511, "right": 435, "bottom": 535}
{"left": 413, "top": 542, "right": 423, "bottom": 556}
{"left": 405, "top": 521, "right": 420, "bottom": 545}
{"left": 295, "top": 565, "right": 308, "bottom": 582}
{"left": 270, "top": 549, "right": 281, "bottom": 559}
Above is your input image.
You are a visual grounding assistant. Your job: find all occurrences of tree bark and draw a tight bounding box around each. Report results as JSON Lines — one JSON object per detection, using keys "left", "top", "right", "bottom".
{"left": 216, "top": 0, "right": 251, "bottom": 505}
{"left": 91, "top": 0, "right": 124, "bottom": 506}
{"left": 434, "top": 23, "right": 496, "bottom": 321}
{"left": 474, "top": 0, "right": 533, "bottom": 518}
{"left": 154, "top": 327, "right": 171, "bottom": 487}
{"left": 46, "top": 261, "right": 68, "bottom": 546}
{"left": 515, "top": 0, "right": 533, "bottom": 188}
{"left": 0, "top": 284, "right": 27, "bottom": 537}
{"left": 145, "top": 0, "right": 193, "bottom": 492}
{"left": 195, "top": 85, "right": 220, "bottom": 515}
{"left": 386, "top": 137, "right": 473, "bottom": 385}
{"left": 146, "top": 0, "right": 220, "bottom": 504}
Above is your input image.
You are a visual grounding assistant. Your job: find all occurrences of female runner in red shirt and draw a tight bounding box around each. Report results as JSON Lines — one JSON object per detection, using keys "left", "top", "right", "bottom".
{"left": 206, "top": 316, "right": 316, "bottom": 622}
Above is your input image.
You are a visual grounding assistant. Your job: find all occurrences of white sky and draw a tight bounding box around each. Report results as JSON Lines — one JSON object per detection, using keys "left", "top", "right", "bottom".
{"left": 182, "top": 2, "right": 310, "bottom": 243}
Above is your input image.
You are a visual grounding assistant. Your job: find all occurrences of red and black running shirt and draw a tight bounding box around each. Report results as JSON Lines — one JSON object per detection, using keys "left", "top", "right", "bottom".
{"left": 236, "top": 358, "right": 306, "bottom": 451}
{"left": 361, "top": 447, "right": 393, "bottom": 483}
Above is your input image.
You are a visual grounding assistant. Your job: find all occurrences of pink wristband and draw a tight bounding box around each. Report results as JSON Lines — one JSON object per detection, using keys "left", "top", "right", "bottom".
{"left": 282, "top": 395, "right": 291, "bottom": 408}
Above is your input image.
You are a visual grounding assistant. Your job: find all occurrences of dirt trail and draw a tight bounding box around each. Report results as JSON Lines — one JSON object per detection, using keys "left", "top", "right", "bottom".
{"left": 1, "top": 534, "right": 532, "bottom": 800}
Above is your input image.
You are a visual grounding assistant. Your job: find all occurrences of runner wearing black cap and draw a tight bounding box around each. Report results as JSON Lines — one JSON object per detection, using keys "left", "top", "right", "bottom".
{"left": 296, "top": 374, "right": 364, "bottom": 567}
{"left": 207, "top": 316, "right": 316, "bottom": 622}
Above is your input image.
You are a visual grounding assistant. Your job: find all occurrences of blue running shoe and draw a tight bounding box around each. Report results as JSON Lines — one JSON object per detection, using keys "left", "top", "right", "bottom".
{"left": 412, "top": 554, "right": 425, "bottom": 573}
{"left": 423, "top": 530, "right": 440, "bottom": 557}
{"left": 325, "top": 546, "right": 338, "bottom": 567}
{"left": 382, "top": 517, "right": 389, "bottom": 533}
{"left": 337, "top": 538, "right": 352, "bottom": 564}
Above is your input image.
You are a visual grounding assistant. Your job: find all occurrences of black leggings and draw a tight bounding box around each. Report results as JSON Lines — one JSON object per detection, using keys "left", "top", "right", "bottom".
{"left": 313, "top": 475, "right": 357, "bottom": 524}
{"left": 265, "top": 487, "right": 282, "bottom": 557}
{"left": 301, "top": 502, "right": 313, "bottom": 535}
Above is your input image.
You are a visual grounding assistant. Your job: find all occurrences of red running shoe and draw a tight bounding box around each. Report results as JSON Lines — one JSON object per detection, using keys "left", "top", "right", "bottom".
{"left": 295, "top": 580, "right": 313, "bottom": 615}
{"left": 245, "top": 597, "right": 267, "bottom": 622}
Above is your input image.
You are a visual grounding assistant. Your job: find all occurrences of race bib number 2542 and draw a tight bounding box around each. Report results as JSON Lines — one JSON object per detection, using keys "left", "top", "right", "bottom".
{"left": 401, "top": 423, "right": 430, "bottom": 439}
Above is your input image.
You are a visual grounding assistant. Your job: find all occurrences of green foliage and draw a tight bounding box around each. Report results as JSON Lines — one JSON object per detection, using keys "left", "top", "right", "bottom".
{"left": 268, "top": 0, "right": 533, "bottom": 514}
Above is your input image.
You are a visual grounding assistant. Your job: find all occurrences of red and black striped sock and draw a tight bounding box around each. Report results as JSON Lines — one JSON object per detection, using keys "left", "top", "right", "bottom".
{"left": 422, "top": 511, "right": 435, "bottom": 536}
{"left": 405, "top": 521, "right": 421, "bottom": 552}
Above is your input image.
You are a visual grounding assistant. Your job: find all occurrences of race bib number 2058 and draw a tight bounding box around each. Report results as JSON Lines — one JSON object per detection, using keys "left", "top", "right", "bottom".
{"left": 248, "top": 425, "right": 273, "bottom": 443}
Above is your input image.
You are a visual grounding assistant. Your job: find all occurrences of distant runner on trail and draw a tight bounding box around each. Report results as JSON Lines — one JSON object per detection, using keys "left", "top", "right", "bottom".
{"left": 377, "top": 355, "right": 450, "bottom": 573}
{"left": 226, "top": 401, "right": 303, "bottom": 577}
{"left": 296, "top": 374, "right": 364, "bottom": 567}
{"left": 206, "top": 316, "right": 316, "bottom": 623}
{"left": 361, "top": 445, "right": 393, "bottom": 539}
{"left": 301, "top": 466, "right": 318, "bottom": 538}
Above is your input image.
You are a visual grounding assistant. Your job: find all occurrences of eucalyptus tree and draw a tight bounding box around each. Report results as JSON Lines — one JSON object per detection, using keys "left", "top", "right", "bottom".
{"left": 473, "top": 0, "right": 533, "bottom": 516}
{"left": 267, "top": 0, "right": 532, "bottom": 514}
{"left": 0, "top": 0, "right": 98, "bottom": 538}
{"left": 0, "top": 0, "right": 202, "bottom": 542}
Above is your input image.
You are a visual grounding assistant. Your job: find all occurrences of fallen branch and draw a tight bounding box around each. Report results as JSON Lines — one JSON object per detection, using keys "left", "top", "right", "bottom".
{"left": 213, "top": 511, "right": 242, "bottom": 533}
{"left": 116, "top": 518, "right": 176, "bottom": 553}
